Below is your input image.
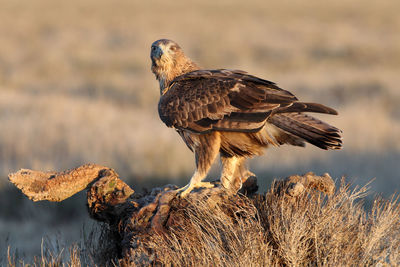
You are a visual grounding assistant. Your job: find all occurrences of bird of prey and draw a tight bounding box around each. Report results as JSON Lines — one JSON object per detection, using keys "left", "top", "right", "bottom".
{"left": 150, "top": 39, "right": 342, "bottom": 197}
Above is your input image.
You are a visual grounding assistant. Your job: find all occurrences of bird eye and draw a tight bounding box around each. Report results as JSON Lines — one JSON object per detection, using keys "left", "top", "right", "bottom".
{"left": 170, "top": 45, "right": 177, "bottom": 51}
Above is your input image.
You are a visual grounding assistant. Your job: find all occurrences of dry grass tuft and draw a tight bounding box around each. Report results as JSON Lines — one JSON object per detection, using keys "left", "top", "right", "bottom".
{"left": 4, "top": 179, "right": 400, "bottom": 266}
{"left": 7, "top": 244, "right": 81, "bottom": 267}
{"left": 137, "top": 180, "right": 400, "bottom": 266}
{"left": 5, "top": 223, "right": 119, "bottom": 267}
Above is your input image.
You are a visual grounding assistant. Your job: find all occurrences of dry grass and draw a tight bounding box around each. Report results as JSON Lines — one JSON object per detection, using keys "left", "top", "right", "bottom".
{"left": 136, "top": 181, "right": 400, "bottom": 266}
{"left": 7, "top": 244, "right": 82, "bottom": 267}
{"left": 139, "top": 181, "right": 400, "bottom": 266}
{"left": 5, "top": 223, "right": 118, "bottom": 267}
{"left": 4, "top": 180, "right": 400, "bottom": 266}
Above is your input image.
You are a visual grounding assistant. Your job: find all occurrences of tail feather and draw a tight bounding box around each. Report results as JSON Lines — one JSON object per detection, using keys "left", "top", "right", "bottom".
{"left": 275, "top": 102, "right": 338, "bottom": 115}
{"left": 269, "top": 113, "right": 342, "bottom": 150}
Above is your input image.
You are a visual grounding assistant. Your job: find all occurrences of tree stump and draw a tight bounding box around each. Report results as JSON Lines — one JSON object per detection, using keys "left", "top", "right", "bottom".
{"left": 9, "top": 164, "right": 335, "bottom": 266}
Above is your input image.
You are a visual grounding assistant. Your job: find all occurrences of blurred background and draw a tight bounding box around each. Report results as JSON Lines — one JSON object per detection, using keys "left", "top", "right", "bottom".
{"left": 1, "top": 0, "right": 399, "bottom": 261}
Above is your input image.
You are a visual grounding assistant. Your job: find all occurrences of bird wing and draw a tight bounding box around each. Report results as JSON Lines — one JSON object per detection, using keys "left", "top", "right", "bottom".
{"left": 158, "top": 69, "right": 336, "bottom": 133}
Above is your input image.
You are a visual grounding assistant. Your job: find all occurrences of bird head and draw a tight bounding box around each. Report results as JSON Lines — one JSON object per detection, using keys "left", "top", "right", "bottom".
{"left": 150, "top": 39, "right": 182, "bottom": 74}
{"left": 150, "top": 39, "right": 198, "bottom": 90}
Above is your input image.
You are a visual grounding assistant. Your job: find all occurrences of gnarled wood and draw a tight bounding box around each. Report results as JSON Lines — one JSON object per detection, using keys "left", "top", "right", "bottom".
{"left": 275, "top": 171, "right": 335, "bottom": 197}
{"left": 8, "top": 164, "right": 335, "bottom": 264}
{"left": 8, "top": 164, "right": 117, "bottom": 202}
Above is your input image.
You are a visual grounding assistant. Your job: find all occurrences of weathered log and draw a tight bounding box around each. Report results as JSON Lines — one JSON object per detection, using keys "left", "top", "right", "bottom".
{"left": 8, "top": 164, "right": 119, "bottom": 202}
{"left": 8, "top": 165, "right": 335, "bottom": 265}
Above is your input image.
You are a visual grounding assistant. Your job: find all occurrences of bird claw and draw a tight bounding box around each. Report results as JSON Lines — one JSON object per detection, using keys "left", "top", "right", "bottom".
{"left": 175, "top": 182, "right": 215, "bottom": 198}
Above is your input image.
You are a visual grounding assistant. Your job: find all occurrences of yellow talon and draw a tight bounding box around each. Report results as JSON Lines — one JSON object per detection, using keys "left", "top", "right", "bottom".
{"left": 176, "top": 182, "right": 215, "bottom": 198}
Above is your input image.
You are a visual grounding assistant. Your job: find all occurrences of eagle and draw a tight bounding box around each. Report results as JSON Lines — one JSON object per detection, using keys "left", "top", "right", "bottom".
{"left": 150, "top": 39, "right": 342, "bottom": 197}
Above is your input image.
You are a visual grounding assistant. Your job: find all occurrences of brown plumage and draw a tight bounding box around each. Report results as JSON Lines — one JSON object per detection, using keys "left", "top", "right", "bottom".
{"left": 151, "top": 39, "right": 342, "bottom": 197}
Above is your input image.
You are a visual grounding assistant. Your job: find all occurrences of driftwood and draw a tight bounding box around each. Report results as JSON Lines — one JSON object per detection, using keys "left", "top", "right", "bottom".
{"left": 9, "top": 164, "right": 335, "bottom": 265}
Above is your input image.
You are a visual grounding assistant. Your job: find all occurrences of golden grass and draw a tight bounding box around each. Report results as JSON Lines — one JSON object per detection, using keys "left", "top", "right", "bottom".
{"left": 7, "top": 244, "right": 82, "bottom": 267}
{"left": 131, "top": 183, "right": 400, "bottom": 266}
{"left": 6, "top": 223, "right": 119, "bottom": 267}
{"left": 10, "top": 180, "right": 398, "bottom": 266}
{"left": 134, "top": 181, "right": 400, "bottom": 266}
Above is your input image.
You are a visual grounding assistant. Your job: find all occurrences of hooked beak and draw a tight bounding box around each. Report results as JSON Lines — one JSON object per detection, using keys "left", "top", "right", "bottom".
{"left": 151, "top": 46, "right": 163, "bottom": 62}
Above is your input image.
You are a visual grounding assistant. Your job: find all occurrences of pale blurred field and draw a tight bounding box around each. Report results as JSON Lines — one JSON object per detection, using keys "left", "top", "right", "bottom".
{"left": 1, "top": 0, "right": 400, "bottom": 261}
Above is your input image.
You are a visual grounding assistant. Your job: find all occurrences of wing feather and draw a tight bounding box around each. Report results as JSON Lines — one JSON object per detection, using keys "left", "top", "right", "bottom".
{"left": 158, "top": 69, "right": 297, "bottom": 132}
{"left": 158, "top": 69, "right": 337, "bottom": 134}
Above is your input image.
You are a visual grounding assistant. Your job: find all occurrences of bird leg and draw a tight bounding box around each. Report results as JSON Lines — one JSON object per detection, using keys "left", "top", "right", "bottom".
{"left": 178, "top": 132, "right": 221, "bottom": 198}
{"left": 234, "top": 157, "right": 256, "bottom": 185}
{"left": 221, "top": 156, "right": 254, "bottom": 193}
{"left": 220, "top": 156, "right": 239, "bottom": 192}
